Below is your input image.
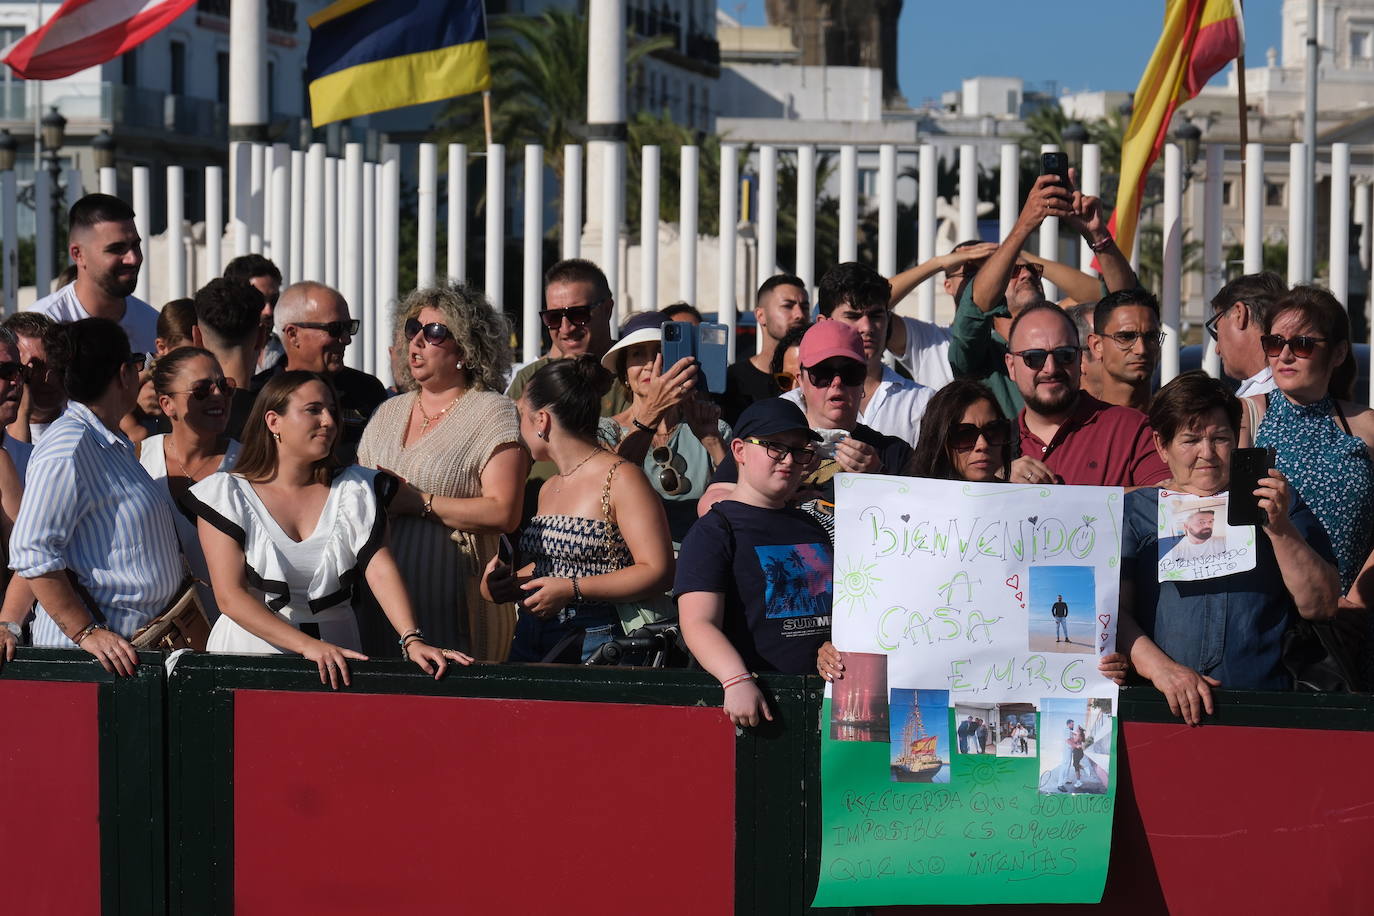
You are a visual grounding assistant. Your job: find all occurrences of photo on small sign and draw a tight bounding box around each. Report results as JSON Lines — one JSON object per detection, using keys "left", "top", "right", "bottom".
{"left": 995, "top": 702, "right": 1037, "bottom": 758}
{"left": 830, "top": 652, "right": 889, "bottom": 742}
{"left": 1157, "top": 490, "right": 1256, "bottom": 582}
{"left": 1027, "top": 566, "right": 1095, "bottom": 654}
{"left": 954, "top": 702, "right": 996, "bottom": 755}
{"left": 888, "top": 690, "right": 950, "bottom": 783}
{"left": 1037, "top": 697, "right": 1113, "bottom": 795}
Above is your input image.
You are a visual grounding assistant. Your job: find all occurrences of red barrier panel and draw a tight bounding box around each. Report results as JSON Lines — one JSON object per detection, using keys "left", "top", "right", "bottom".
{"left": 0, "top": 680, "right": 102, "bottom": 915}
{"left": 233, "top": 691, "right": 736, "bottom": 915}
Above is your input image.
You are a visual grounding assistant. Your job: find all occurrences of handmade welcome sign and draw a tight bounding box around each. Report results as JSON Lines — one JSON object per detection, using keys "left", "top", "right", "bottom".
{"left": 813, "top": 475, "right": 1123, "bottom": 908}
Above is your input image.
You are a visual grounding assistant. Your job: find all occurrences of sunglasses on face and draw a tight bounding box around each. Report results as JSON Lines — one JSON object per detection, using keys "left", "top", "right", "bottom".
{"left": 804, "top": 362, "right": 866, "bottom": 388}
{"left": 404, "top": 317, "right": 455, "bottom": 345}
{"left": 651, "top": 446, "right": 691, "bottom": 496}
{"left": 0, "top": 361, "right": 23, "bottom": 383}
{"left": 1203, "top": 308, "right": 1227, "bottom": 341}
{"left": 126, "top": 353, "right": 150, "bottom": 372}
{"left": 745, "top": 437, "right": 817, "bottom": 464}
{"left": 1011, "top": 262, "right": 1044, "bottom": 280}
{"left": 1103, "top": 330, "right": 1165, "bottom": 350}
{"left": 949, "top": 420, "right": 1012, "bottom": 452}
{"left": 539, "top": 303, "right": 598, "bottom": 330}
{"left": 774, "top": 371, "right": 797, "bottom": 392}
{"left": 1261, "top": 334, "right": 1328, "bottom": 359}
{"left": 173, "top": 377, "right": 236, "bottom": 400}
{"left": 292, "top": 319, "right": 360, "bottom": 339}
{"left": 1011, "top": 346, "right": 1081, "bottom": 370}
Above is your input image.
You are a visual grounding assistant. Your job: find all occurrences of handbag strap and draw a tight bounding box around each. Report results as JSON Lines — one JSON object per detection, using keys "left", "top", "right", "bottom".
{"left": 601, "top": 458, "right": 627, "bottom": 556}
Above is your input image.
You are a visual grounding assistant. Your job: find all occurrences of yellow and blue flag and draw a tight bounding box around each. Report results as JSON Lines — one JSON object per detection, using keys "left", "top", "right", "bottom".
{"left": 306, "top": 0, "right": 491, "bottom": 127}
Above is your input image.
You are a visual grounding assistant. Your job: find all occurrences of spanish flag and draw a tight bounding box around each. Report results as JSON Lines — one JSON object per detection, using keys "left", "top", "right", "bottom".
{"left": 1110, "top": 0, "right": 1243, "bottom": 258}
{"left": 306, "top": 0, "right": 491, "bottom": 128}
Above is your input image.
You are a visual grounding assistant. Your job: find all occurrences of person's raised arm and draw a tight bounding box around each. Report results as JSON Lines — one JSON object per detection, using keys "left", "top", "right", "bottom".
{"left": 971, "top": 175, "right": 1071, "bottom": 314}
{"left": 1064, "top": 175, "right": 1137, "bottom": 293}
{"left": 888, "top": 242, "right": 1000, "bottom": 307}
{"left": 1257, "top": 470, "right": 1340, "bottom": 619}
{"left": 679, "top": 590, "right": 772, "bottom": 727}
{"left": 615, "top": 355, "right": 699, "bottom": 464}
{"left": 1020, "top": 251, "right": 1103, "bottom": 304}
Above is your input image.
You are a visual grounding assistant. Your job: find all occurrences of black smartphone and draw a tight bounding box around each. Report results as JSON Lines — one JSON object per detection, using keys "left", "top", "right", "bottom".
{"left": 497, "top": 534, "right": 515, "bottom": 567}
{"left": 1041, "top": 151, "right": 1072, "bottom": 191}
{"left": 1228, "top": 447, "right": 1275, "bottom": 526}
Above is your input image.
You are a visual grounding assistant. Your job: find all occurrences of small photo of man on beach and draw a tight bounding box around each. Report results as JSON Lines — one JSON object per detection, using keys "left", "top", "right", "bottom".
{"left": 1027, "top": 566, "right": 1095, "bottom": 654}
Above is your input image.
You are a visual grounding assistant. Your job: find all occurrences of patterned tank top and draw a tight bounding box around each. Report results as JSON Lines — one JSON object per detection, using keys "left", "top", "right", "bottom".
{"left": 1256, "top": 392, "right": 1374, "bottom": 590}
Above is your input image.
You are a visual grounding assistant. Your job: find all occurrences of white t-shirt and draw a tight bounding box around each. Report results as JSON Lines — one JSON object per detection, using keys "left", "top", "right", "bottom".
{"left": 892, "top": 316, "right": 954, "bottom": 391}
{"left": 783, "top": 365, "right": 933, "bottom": 446}
{"left": 1235, "top": 366, "right": 1276, "bottom": 399}
{"left": 32, "top": 283, "right": 159, "bottom": 353}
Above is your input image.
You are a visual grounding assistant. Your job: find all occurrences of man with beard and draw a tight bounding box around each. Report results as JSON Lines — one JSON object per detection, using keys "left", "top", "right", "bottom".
{"left": 1087, "top": 289, "right": 1163, "bottom": 412}
{"left": 3, "top": 312, "right": 64, "bottom": 447}
{"left": 1005, "top": 303, "right": 1168, "bottom": 488}
{"left": 253, "top": 281, "right": 385, "bottom": 460}
{"left": 721, "top": 274, "right": 809, "bottom": 425}
{"left": 33, "top": 194, "right": 158, "bottom": 352}
{"left": 950, "top": 174, "right": 1137, "bottom": 417}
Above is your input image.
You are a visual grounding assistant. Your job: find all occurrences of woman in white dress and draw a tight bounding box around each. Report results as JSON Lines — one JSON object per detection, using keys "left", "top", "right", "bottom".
{"left": 187, "top": 370, "right": 470, "bottom": 688}
{"left": 137, "top": 346, "right": 240, "bottom": 621}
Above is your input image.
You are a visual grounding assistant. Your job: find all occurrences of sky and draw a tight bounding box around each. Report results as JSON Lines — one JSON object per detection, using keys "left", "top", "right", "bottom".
{"left": 726, "top": 0, "right": 1286, "bottom": 108}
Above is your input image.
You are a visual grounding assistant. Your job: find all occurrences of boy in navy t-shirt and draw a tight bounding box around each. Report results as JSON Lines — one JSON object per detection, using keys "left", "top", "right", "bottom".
{"left": 677, "top": 399, "right": 832, "bottom": 727}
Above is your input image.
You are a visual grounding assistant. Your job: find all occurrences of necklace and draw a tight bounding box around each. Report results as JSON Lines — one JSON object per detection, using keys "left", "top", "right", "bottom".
{"left": 550, "top": 447, "right": 602, "bottom": 493}
{"left": 414, "top": 390, "right": 465, "bottom": 434}
{"left": 167, "top": 439, "right": 220, "bottom": 481}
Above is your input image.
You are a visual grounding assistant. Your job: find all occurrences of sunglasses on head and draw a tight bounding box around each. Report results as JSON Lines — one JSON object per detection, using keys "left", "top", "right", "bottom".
{"left": 292, "top": 319, "right": 360, "bottom": 339}
{"left": 0, "top": 361, "right": 23, "bottom": 382}
{"left": 539, "top": 304, "right": 598, "bottom": 330}
{"left": 773, "top": 371, "right": 797, "bottom": 392}
{"left": 744, "top": 437, "right": 817, "bottom": 464}
{"left": 651, "top": 446, "right": 691, "bottom": 496}
{"left": 173, "top": 377, "right": 236, "bottom": 400}
{"left": 404, "top": 317, "right": 455, "bottom": 345}
{"left": 1261, "top": 334, "right": 1328, "bottom": 359}
{"left": 949, "top": 419, "right": 1012, "bottom": 452}
{"left": 804, "top": 362, "right": 866, "bottom": 388}
{"left": 1011, "top": 346, "right": 1081, "bottom": 371}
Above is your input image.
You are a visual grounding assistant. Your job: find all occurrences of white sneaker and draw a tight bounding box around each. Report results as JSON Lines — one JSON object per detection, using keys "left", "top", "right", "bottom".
{"left": 1074, "top": 780, "right": 1083, "bottom": 788}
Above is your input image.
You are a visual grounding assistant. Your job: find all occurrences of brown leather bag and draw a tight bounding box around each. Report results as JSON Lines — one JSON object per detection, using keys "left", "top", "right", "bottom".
{"left": 131, "top": 580, "right": 211, "bottom": 652}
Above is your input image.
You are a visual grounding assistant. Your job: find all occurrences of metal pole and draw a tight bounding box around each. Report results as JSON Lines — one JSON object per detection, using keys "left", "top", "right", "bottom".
{"left": 601, "top": 140, "right": 621, "bottom": 321}
{"left": 1244, "top": 143, "right": 1264, "bottom": 274}
{"left": 324, "top": 156, "right": 338, "bottom": 289}
{"left": 839, "top": 145, "right": 857, "bottom": 263}
{"left": 719, "top": 144, "right": 738, "bottom": 361}
{"left": 1038, "top": 144, "right": 1059, "bottom": 300}
{"left": 796, "top": 145, "right": 816, "bottom": 296}
{"left": 640, "top": 145, "right": 659, "bottom": 314}
{"left": 248, "top": 142, "right": 265, "bottom": 253}
{"left": 679, "top": 145, "right": 698, "bottom": 305}
{"left": 99, "top": 166, "right": 116, "bottom": 196}
{"left": 132, "top": 166, "right": 149, "bottom": 303}
{"left": 1329, "top": 142, "right": 1350, "bottom": 304}
{"left": 417, "top": 142, "right": 437, "bottom": 289}
{"left": 2, "top": 171, "right": 16, "bottom": 312}
{"left": 166, "top": 166, "right": 186, "bottom": 300}
{"left": 362, "top": 161, "right": 377, "bottom": 378}
{"left": 486, "top": 143, "right": 505, "bottom": 314}
{"left": 917, "top": 144, "right": 937, "bottom": 322}
{"left": 562, "top": 144, "right": 582, "bottom": 261}
{"left": 1162, "top": 144, "right": 1183, "bottom": 384}
{"left": 523, "top": 144, "right": 544, "bottom": 363}
{"left": 999, "top": 143, "right": 1019, "bottom": 243}
{"left": 878, "top": 143, "right": 896, "bottom": 277}
{"left": 757, "top": 145, "right": 777, "bottom": 282}
{"left": 288, "top": 151, "right": 304, "bottom": 283}
{"left": 1288, "top": 142, "right": 1307, "bottom": 285}
{"left": 1078, "top": 144, "right": 1101, "bottom": 275}
{"left": 378, "top": 143, "right": 401, "bottom": 374}
{"left": 959, "top": 143, "right": 978, "bottom": 242}
{"left": 270, "top": 142, "right": 290, "bottom": 282}
{"left": 33, "top": 170, "right": 49, "bottom": 296}
{"left": 448, "top": 143, "right": 466, "bottom": 283}
{"left": 205, "top": 166, "right": 223, "bottom": 280}
{"left": 304, "top": 144, "right": 326, "bottom": 283}
{"left": 232, "top": 142, "right": 251, "bottom": 257}
{"left": 1203, "top": 143, "right": 1225, "bottom": 379}
{"left": 342, "top": 143, "right": 364, "bottom": 371}
{"left": 227, "top": 0, "right": 266, "bottom": 242}
{"left": 1303, "top": 0, "right": 1318, "bottom": 281}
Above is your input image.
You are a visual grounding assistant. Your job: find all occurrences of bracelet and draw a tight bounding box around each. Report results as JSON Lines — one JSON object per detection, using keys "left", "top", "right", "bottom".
{"left": 400, "top": 634, "right": 425, "bottom": 657}
{"left": 420, "top": 493, "right": 435, "bottom": 519}
{"left": 631, "top": 418, "right": 654, "bottom": 434}
{"left": 72, "top": 621, "right": 107, "bottom": 646}
{"left": 0, "top": 620, "right": 20, "bottom": 639}
{"left": 570, "top": 576, "right": 583, "bottom": 602}
{"left": 397, "top": 628, "right": 423, "bottom": 645}
{"left": 1088, "top": 234, "right": 1114, "bottom": 253}
{"left": 720, "top": 672, "right": 757, "bottom": 690}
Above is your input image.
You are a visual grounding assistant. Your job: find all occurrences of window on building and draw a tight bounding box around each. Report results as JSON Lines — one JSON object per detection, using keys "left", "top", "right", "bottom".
{"left": 1265, "top": 181, "right": 1284, "bottom": 207}
{"left": 216, "top": 52, "right": 229, "bottom": 104}
{"left": 688, "top": 84, "right": 696, "bottom": 128}
{"left": 1351, "top": 29, "right": 1372, "bottom": 59}
{"left": 267, "top": 60, "right": 276, "bottom": 116}
{"left": 1222, "top": 180, "right": 1234, "bottom": 207}
{"left": 121, "top": 47, "right": 138, "bottom": 86}
{"left": 169, "top": 41, "right": 185, "bottom": 96}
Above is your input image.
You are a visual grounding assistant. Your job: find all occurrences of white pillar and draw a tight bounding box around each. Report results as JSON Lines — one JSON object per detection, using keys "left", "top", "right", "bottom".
{"left": 959, "top": 144, "right": 978, "bottom": 242}
{"left": 1329, "top": 142, "right": 1350, "bottom": 304}
{"left": 1038, "top": 144, "right": 1059, "bottom": 300}
{"left": 586, "top": 0, "right": 626, "bottom": 128}
{"left": 796, "top": 145, "right": 816, "bottom": 295}
{"left": 132, "top": 166, "right": 150, "bottom": 304}
{"left": 99, "top": 166, "right": 116, "bottom": 196}
{"left": 562, "top": 144, "right": 582, "bottom": 261}
{"left": 917, "top": 144, "right": 937, "bottom": 322}
{"left": 679, "top": 145, "right": 698, "bottom": 304}
{"left": 288, "top": 152, "right": 304, "bottom": 283}
{"left": 719, "top": 144, "right": 738, "bottom": 361}
{"left": 261, "top": 143, "right": 275, "bottom": 258}
{"left": 1162, "top": 144, "right": 1183, "bottom": 385}
{"left": 204, "top": 166, "right": 223, "bottom": 280}
{"left": 63, "top": 167, "right": 81, "bottom": 215}
{"left": 600, "top": 141, "right": 622, "bottom": 317}
{"left": 448, "top": 143, "right": 466, "bottom": 284}
{"left": 362, "top": 161, "right": 377, "bottom": 379}
{"left": 2, "top": 172, "right": 16, "bottom": 312}
{"left": 839, "top": 145, "right": 857, "bottom": 263}
{"left": 33, "top": 172, "right": 50, "bottom": 297}
{"left": 166, "top": 166, "right": 186, "bottom": 300}
{"left": 523, "top": 144, "right": 544, "bottom": 363}
{"left": 1288, "top": 142, "right": 1307, "bottom": 285}
{"left": 757, "top": 145, "right": 777, "bottom": 281}
{"left": 377, "top": 144, "right": 400, "bottom": 377}
{"left": 342, "top": 143, "right": 364, "bottom": 372}
{"left": 269, "top": 143, "right": 290, "bottom": 282}
{"left": 878, "top": 144, "right": 896, "bottom": 278}
{"left": 1244, "top": 143, "right": 1264, "bottom": 274}
{"left": 417, "top": 143, "right": 438, "bottom": 289}
{"left": 640, "top": 145, "right": 659, "bottom": 315}
{"left": 248, "top": 142, "right": 265, "bottom": 253}
{"left": 231, "top": 142, "right": 251, "bottom": 257}
{"left": 999, "top": 143, "right": 1019, "bottom": 243}
{"left": 324, "top": 156, "right": 339, "bottom": 289}
{"left": 1078, "top": 144, "right": 1101, "bottom": 275}
{"left": 486, "top": 143, "right": 505, "bottom": 314}
{"left": 1202, "top": 143, "right": 1225, "bottom": 379}
{"left": 304, "top": 144, "right": 326, "bottom": 283}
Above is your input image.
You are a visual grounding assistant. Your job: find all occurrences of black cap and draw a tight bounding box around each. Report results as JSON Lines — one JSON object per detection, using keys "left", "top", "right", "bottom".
{"left": 733, "top": 398, "right": 822, "bottom": 442}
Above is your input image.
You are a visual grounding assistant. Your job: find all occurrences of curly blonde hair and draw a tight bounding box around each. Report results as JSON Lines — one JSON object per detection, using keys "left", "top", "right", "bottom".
{"left": 397, "top": 283, "right": 513, "bottom": 392}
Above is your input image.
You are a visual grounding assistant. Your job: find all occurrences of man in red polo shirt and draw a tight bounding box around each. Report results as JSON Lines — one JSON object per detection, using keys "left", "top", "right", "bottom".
{"left": 1004, "top": 302, "right": 1168, "bottom": 487}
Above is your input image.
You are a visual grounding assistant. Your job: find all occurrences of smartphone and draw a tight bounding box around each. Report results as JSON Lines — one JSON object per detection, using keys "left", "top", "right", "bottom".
{"left": 1227, "top": 447, "right": 1275, "bottom": 526}
{"left": 1041, "top": 151, "right": 1072, "bottom": 191}
{"left": 497, "top": 534, "right": 515, "bottom": 567}
{"left": 696, "top": 322, "right": 729, "bottom": 394}
{"left": 661, "top": 320, "right": 695, "bottom": 373}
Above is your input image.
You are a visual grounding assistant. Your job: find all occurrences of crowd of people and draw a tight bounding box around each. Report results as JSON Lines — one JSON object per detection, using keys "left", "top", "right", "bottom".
{"left": 0, "top": 185, "right": 1369, "bottom": 729}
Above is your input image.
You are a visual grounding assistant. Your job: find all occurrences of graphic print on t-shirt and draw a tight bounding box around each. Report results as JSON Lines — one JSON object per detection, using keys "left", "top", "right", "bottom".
{"left": 756, "top": 543, "right": 832, "bottom": 618}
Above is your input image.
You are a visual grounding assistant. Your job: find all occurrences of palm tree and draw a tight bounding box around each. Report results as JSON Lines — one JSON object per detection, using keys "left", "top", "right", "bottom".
{"left": 625, "top": 110, "right": 730, "bottom": 238}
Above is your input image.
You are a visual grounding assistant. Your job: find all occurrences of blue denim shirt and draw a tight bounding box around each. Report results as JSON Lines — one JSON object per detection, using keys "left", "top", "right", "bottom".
{"left": 1121, "top": 488, "right": 1336, "bottom": 690}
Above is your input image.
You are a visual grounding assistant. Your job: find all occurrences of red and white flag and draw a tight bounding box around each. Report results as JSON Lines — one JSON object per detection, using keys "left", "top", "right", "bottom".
{"left": 3, "top": 0, "right": 195, "bottom": 81}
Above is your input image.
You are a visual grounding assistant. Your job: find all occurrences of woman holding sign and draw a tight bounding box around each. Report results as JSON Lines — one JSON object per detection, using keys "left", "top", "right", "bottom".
{"left": 1118, "top": 372, "right": 1340, "bottom": 724}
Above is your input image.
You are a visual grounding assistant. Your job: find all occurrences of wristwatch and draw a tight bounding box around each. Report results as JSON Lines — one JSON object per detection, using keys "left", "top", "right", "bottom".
{"left": 0, "top": 621, "right": 21, "bottom": 639}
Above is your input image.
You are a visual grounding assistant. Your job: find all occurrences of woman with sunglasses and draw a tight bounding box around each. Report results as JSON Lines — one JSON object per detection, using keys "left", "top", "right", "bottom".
{"left": 138, "top": 346, "right": 240, "bottom": 621}
{"left": 357, "top": 286, "right": 528, "bottom": 661}
{"left": 1240, "top": 286, "right": 1374, "bottom": 592}
{"left": 768, "top": 325, "right": 806, "bottom": 398}
{"left": 907, "top": 379, "right": 1013, "bottom": 482}
{"left": 603, "top": 312, "right": 726, "bottom": 546}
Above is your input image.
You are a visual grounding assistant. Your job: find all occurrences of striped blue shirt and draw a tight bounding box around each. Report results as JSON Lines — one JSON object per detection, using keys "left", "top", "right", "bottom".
{"left": 9, "top": 401, "right": 182, "bottom": 646}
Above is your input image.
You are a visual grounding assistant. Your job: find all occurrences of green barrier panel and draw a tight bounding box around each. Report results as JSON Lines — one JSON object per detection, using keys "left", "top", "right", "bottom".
{"left": 0, "top": 648, "right": 166, "bottom": 916}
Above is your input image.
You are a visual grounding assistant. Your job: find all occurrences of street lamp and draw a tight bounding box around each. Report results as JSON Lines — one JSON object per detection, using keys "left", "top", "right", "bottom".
{"left": 0, "top": 129, "right": 15, "bottom": 173}
{"left": 91, "top": 129, "right": 115, "bottom": 172}
{"left": 1062, "top": 120, "right": 1088, "bottom": 167}
{"left": 40, "top": 106, "right": 66, "bottom": 269}
{"left": 1175, "top": 118, "right": 1202, "bottom": 170}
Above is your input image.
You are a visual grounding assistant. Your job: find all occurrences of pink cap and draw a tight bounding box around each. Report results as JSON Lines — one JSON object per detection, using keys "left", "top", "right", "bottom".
{"left": 799, "top": 320, "right": 865, "bottom": 367}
